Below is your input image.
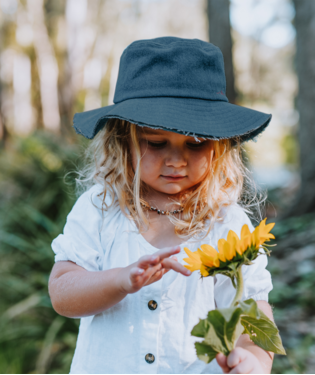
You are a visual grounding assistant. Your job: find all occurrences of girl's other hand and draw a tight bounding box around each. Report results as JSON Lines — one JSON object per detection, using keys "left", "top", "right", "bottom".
{"left": 120, "top": 246, "right": 191, "bottom": 294}
{"left": 216, "top": 348, "right": 266, "bottom": 374}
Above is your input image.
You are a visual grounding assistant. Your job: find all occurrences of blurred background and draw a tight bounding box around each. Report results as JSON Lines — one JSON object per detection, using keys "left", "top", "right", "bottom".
{"left": 0, "top": 0, "right": 315, "bottom": 373}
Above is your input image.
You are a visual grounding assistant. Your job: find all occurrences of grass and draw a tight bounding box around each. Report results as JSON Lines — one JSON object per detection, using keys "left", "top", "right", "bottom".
{"left": 0, "top": 131, "right": 84, "bottom": 374}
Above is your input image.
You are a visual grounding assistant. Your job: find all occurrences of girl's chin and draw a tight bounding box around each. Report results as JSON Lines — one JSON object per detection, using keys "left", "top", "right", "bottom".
{"left": 151, "top": 185, "right": 189, "bottom": 195}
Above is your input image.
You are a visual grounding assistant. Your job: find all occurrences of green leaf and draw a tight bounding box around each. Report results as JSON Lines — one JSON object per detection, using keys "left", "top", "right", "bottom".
{"left": 207, "top": 310, "right": 231, "bottom": 352}
{"left": 204, "top": 323, "right": 229, "bottom": 355}
{"left": 206, "top": 307, "right": 244, "bottom": 354}
{"left": 195, "top": 341, "right": 219, "bottom": 364}
{"left": 239, "top": 298, "right": 261, "bottom": 318}
{"left": 191, "top": 318, "right": 209, "bottom": 338}
{"left": 218, "top": 307, "right": 244, "bottom": 345}
{"left": 241, "top": 310, "right": 286, "bottom": 355}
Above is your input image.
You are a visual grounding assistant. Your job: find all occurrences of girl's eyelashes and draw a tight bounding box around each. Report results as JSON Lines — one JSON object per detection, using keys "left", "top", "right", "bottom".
{"left": 186, "top": 141, "right": 206, "bottom": 148}
{"left": 144, "top": 139, "right": 207, "bottom": 149}
{"left": 147, "top": 141, "right": 167, "bottom": 148}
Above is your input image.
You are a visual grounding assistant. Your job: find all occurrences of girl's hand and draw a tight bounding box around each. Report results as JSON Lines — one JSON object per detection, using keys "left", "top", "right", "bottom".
{"left": 216, "top": 348, "right": 266, "bottom": 374}
{"left": 119, "top": 246, "right": 191, "bottom": 294}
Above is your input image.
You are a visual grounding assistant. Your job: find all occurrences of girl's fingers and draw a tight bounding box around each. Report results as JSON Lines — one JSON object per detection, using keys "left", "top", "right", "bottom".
{"left": 129, "top": 267, "right": 145, "bottom": 283}
{"left": 152, "top": 246, "right": 181, "bottom": 261}
{"left": 130, "top": 262, "right": 163, "bottom": 284}
{"left": 216, "top": 353, "right": 230, "bottom": 374}
{"left": 229, "top": 360, "right": 253, "bottom": 374}
{"left": 137, "top": 247, "right": 180, "bottom": 269}
{"left": 227, "top": 348, "right": 248, "bottom": 369}
{"left": 137, "top": 254, "right": 160, "bottom": 269}
{"left": 162, "top": 258, "right": 191, "bottom": 276}
{"left": 144, "top": 262, "right": 163, "bottom": 279}
{"left": 144, "top": 268, "right": 170, "bottom": 286}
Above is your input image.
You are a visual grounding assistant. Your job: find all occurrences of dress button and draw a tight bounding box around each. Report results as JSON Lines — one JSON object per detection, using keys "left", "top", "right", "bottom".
{"left": 145, "top": 353, "right": 155, "bottom": 364}
{"left": 148, "top": 300, "right": 158, "bottom": 310}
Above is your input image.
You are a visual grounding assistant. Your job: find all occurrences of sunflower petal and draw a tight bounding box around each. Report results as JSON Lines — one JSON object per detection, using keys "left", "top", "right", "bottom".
{"left": 200, "top": 253, "right": 220, "bottom": 268}
{"left": 217, "top": 238, "right": 227, "bottom": 262}
{"left": 184, "top": 247, "right": 201, "bottom": 261}
{"left": 227, "top": 229, "right": 240, "bottom": 244}
{"left": 223, "top": 241, "right": 235, "bottom": 261}
{"left": 252, "top": 226, "right": 261, "bottom": 248}
{"left": 200, "top": 265, "right": 210, "bottom": 277}
{"left": 240, "top": 224, "right": 252, "bottom": 250}
{"left": 200, "top": 244, "right": 218, "bottom": 257}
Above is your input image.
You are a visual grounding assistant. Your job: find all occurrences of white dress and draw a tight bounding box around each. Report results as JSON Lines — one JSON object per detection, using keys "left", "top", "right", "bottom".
{"left": 51, "top": 183, "right": 273, "bottom": 374}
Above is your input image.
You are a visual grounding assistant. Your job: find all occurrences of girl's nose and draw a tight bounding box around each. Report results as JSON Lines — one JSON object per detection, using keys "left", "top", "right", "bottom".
{"left": 165, "top": 149, "right": 187, "bottom": 168}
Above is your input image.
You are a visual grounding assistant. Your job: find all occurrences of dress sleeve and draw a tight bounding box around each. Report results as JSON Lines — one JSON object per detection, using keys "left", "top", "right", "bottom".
{"left": 51, "top": 184, "right": 105, "bottom": 272}
{"left": 214, "top": 206, "right": 273, "bottom": 308}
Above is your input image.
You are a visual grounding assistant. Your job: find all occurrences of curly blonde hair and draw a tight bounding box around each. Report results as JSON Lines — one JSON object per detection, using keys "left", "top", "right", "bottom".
{"left": 74, "top": 118, "right": 266, "bottom": 240}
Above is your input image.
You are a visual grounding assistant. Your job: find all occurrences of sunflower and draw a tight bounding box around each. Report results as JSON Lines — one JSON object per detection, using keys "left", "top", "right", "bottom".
{"left": 183, "top": 218, "right": 275, "bottom": 279}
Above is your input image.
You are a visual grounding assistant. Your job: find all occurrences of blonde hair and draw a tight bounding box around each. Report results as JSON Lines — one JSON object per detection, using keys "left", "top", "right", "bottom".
{"left": 74, "top": 118, "right": 266, "bottom": 240}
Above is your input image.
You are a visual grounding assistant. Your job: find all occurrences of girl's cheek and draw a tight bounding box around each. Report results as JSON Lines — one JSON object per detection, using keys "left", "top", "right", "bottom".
{"left": 141, "top": 151, "right": 162, "bottom": 174}
{"left": 189, "top": 151, "right": 210, "bottom": 168}
{"left": 143, "top": 148, "right": 165, "bottom": 163}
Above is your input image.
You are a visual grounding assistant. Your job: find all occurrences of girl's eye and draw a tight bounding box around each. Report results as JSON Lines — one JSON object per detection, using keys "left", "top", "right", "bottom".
{"left": 186, "top": 142, "right": 206, "bottom": 148}
{"left": 147, "top": 141, "right": 167, "bottom": 148}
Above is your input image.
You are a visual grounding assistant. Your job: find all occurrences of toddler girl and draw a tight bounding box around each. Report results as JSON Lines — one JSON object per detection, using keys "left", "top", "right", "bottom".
{"left": 49, "top": 36, "right": 274, "bottom": 374}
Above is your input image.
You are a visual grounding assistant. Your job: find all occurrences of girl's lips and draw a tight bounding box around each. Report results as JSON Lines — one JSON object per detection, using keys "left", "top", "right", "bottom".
{"left": 161, "top": 175, "right": 186, "bottom": 181}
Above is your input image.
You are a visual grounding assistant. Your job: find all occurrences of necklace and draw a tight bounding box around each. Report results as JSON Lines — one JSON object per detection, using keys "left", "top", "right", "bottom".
{"left": 140, "top": 201, "right": 184, "bottom": 215}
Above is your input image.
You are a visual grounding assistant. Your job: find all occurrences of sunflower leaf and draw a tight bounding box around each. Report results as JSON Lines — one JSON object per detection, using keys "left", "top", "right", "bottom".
{"left": 191, "top": 318, "right": 209, "bottom": 338}
{"left": 238, "top": 298, "right": 261, "bottom": 318}
{"left": 195, "top": 341, "right": 219, "bottom": 364}
{"left": 206, "top": 307, "right": 244, "bottom": 354}
{"left": 241, "top": 310, "right": 286, "bottom": 355}
{"left": 204, "top": 322, "right": 229, "bottom": 355}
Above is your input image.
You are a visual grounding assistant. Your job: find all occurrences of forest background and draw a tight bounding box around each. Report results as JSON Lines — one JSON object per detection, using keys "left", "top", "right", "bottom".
{"left": 0, "top": 0, "right": 315, "bottom": 373}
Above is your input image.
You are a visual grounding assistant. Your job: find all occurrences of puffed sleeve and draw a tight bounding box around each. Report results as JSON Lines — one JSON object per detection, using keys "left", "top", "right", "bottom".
{"left": 214, "top": 205, "right": 273, "bottom": 308}
{"left": 51, "top": 184, "right": 106, "bottom": 272}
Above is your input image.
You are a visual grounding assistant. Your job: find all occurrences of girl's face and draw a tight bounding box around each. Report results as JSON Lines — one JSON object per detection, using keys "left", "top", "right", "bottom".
{"left": 130, "top": 127, "right": 214, "bottom": 195}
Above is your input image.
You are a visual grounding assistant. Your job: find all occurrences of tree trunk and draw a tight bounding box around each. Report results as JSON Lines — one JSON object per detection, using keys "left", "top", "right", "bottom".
{"left": 27, "top": 0, "right": 61, "bottom": 133}
{"left": 207, "top": 0, "right": 236, "bottom": 104}
{"left": 0, "top": 105, "right": 9, "bottom": 148}
{"left": 284, "top": 0, "right": 315, "bottom": 217}
{"left": 0, "top": 20, "right": 9, "bottom": 147}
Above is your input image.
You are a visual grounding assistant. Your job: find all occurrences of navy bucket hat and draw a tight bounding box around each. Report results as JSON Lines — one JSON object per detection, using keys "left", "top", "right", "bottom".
{"left": 73, "top": 36, "right": 271, "bottom": 143}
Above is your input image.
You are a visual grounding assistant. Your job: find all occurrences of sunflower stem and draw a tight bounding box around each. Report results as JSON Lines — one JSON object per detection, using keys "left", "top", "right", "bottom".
{"left": 230, "top": 267, "right": 244, "bottom": 307}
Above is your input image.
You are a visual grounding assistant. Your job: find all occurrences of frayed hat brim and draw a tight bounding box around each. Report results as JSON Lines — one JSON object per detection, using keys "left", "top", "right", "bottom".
{"left": 73, "top": 97, "right": 271, "bottom": 143}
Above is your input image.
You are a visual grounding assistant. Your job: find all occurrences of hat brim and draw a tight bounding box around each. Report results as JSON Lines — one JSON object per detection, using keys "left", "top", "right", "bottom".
{"left": 73, "top": 97, "right": 271, "bottom": 143}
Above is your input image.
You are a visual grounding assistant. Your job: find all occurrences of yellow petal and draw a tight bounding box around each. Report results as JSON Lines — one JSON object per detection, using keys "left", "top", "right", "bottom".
{"left": 200, "top": 244, "right": 218, "bottom": 257}
{"left": 217, "top": 238, "right": 227, "bottom": 262}
{"left": 239, "top": 234, "right": 251, "bottom": 253}
{"left": 227, "top": 230, "right": 243, "bottom": 260}
{"left": 241, "top": 223, "right": 251, "bottom": 237}
{"left": 251, "top": 219, "right": 276, "bottom": 247}
{"left": 223, "top": 241, "right": 236, "bottom": 261}
{"left": 199, "top": 250, "right": 218, "bottom": 268}
{"left": 200, "top": 264, "right": 210, "bottom": 277}
{"left": 240, "top": 224, "right": 251, "bottom": 250}
{"left": 259, "top": 219, "right": 275, "bottom": 243}
{"left": 184, "top": 247, "right": 201, "bottom": 261}
{"left": 183, "top": 247, "right": 203, "bottom": 272}
{"left": 183, "top": 263, "right": 200, "bottom": 272}
{"left": 251, "top": 227, "right": 260, "bottom": 248}
{"left": 227, "top": 230, "right": 240, "bottom": 245}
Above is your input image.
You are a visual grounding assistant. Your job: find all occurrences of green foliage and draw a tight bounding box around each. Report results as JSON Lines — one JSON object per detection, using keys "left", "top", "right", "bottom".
{"left": 281, "top": 133, "right": 299, "bottom": 167}
{"left": 192, "top": 299, "right": 285, "bottom": 364}
{"left": 0, "top": 131, "right": 83, "bottom": 374}
{"left": 267, "top": 214, "right": 315, "bottom": 373}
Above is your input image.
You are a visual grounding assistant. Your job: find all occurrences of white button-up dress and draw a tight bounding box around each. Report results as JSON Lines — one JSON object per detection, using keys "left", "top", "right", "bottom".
{"left": 51, "top": 184, "right": 273, "bottom": 374}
